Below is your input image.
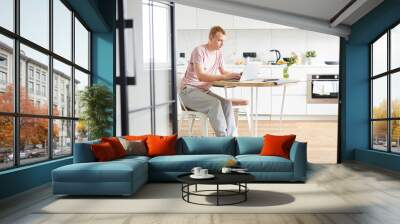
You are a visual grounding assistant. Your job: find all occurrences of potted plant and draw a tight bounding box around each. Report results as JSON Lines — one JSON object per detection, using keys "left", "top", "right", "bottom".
{"left": 282, "top": 54, "right": 298, "bottom": 79}
{"left": 305, "top": 50, "right": 317, "bottom": 65}
{"left": 79, "top": 84, "right": 113, "bottom": 140}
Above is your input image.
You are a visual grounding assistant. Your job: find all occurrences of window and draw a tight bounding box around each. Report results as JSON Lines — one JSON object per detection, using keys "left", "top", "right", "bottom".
{"left": 370, "top": 23, "right": 400, "bottom": 154}
{"left": 20, "top": 0, "right": 49, "bottom": 48}
{"left": 53, "top": 0, "right": 72, "bottom": 60}
{"left": 0, "top": 71, "right": 6, "bottom": 85}
{"left": 0, "top": 1, "right": 91, "bottom": 170}
{"left": 28, "top": 81, "right": 34, "bottom": 94}
{"left": 0, "top": 0, "right": 14, "bottom": 31}
{"left": 74, "top": 18, "right": 89, "bottom": 69}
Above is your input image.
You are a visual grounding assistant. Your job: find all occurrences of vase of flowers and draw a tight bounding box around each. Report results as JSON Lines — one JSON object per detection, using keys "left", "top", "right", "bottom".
{"left": 305, "top": 50, "right": 317, "bottom": 65}
{"left": 282, "top": 54, "right": 298, "bottom": 79}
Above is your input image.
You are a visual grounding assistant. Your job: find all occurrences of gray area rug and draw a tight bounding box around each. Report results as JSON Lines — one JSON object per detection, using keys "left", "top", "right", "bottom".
{"left": 37, "top": 183, "right": 361, "bottom": 214}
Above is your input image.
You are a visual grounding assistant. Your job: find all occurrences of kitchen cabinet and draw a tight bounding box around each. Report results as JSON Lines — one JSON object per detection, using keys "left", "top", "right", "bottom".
{"left": 271, "top": 95, "right": 307, "bottom": 115}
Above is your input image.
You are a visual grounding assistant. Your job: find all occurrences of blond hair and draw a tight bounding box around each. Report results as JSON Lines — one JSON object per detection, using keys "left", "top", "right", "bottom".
{"left": 209, "top": 26, "right": 226, "bottom": 40}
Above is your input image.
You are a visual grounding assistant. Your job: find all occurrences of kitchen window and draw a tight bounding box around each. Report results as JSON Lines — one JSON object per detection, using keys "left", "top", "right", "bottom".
{"left": 370, "top": 22, "right": 400, "bottom": 154}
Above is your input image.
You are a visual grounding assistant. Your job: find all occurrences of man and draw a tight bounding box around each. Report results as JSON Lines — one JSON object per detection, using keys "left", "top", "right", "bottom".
{"left": 180, "top": 26, "right": 241, "bottom": 136}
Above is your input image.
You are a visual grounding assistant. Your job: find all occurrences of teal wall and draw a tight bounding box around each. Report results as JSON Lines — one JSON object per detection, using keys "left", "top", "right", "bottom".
{"left": 91, "top": 31, "right": 115, "bottom": 135}
{"left": 342, "top": 0, "right": 400, "bottom": 171}
{"left": 0, "top": 0, "right": 115, "bottom": 200}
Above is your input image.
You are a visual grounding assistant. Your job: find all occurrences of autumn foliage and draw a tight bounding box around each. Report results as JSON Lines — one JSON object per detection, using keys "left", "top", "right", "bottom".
{"left": 372, "top": 99, "right": 400, "bottom": 141}
{"left": 0, "top": 84, "right": 59, "bottom": 151}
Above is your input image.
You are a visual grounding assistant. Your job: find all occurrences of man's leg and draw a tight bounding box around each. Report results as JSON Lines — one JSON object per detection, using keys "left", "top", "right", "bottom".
{"left": 207, "top": 91, "right": 237, "bottom": 136}
{"left": 179, "top": 87, "right": 228, "bottom": 136}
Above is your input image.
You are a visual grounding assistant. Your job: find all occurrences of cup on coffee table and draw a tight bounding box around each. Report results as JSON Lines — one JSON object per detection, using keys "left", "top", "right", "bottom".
{"left": 191, "top": 167, "right": 202, "bottom": 176}
{"left": 199, "top": 169, "right": 208, "bottom": 176}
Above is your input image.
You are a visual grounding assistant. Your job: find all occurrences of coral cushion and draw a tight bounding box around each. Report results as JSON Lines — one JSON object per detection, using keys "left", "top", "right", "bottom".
{"left": 146, "top": 135, "right": 177, "bottom": 157}
{"left": 101, "top": 137, "right": 127, "bottom": 158}
{"left": 260, "top": 134, "right": 296, "bottom": 159}
{"left": 91, "top": 142, "right": 118, "bottom": 161}
{"left": 124, "top": 135, "right": 149, "bottom": 141}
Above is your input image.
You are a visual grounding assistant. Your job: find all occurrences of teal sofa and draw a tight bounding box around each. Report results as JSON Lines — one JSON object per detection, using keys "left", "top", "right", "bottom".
{"left": 52, "top": 137, "right": 307, "bottom": 196}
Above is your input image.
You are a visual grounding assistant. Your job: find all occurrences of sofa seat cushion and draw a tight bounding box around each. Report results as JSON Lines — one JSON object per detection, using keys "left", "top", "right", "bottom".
{"left": 53, "top": 159, "right": 147, "bottom": 183}
{"left": 236, "top": 155, "right": 293, "bottom": 172}
{"left": 149, "top": 154, "right": 235, "bottom": 172}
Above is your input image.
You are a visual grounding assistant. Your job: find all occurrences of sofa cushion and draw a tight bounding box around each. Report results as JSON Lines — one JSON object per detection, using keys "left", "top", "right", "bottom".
{"left": 236, "top": 155, "right": 293, "bottom": 172}
{"left": 236, "top": 137, "right": 263, "bottom": 155}
{"left": 147, "top": 135, "right": 177, "bottom": 157}
{"left": 118, "top": 138, "right": 148, "bottom": 156}
{"left": 178, "top": 137, "right": 236, "bottom": 155}
{"left": 101, "top": 137, "right": 127, "bottom": 158}
{"left": 260, "top": 134, "right": 296, "bottom": 159}
{"left": 148, "top": 154, "right": 235, "bottom": 172}
{"left": 91, "top": 142, "right": 118, "bottom": 161}
{"left": 53, "top": 159, "right": 147, "bottom": 183}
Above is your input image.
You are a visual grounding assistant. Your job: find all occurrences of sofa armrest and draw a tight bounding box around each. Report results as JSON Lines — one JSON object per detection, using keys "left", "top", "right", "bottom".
{"left": 289, "top": 141, "right": 307, "bottom": 181}
{"left": 73, "top": 140, "right": 100, "bottom": 163}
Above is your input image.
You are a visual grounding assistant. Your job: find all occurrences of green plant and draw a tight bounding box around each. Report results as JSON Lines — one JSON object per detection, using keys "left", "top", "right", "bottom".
{"left": 79, "top": 84, "right": 113, "bottom": 140}
{"left": 305, "top": 50, "right": 316, "bottom": 58}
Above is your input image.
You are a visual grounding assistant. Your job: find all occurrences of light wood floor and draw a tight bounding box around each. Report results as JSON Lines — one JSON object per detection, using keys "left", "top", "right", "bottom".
{"left": 1, "top": 162, "right": 400, "bottom": 224}
{"left": 180, "top": 119, "right": 338, "bottom": 164}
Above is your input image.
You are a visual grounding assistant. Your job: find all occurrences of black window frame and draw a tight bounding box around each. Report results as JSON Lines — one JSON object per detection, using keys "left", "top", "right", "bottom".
{"left": 0, "top": 0, "right": 92, "bottom": 171}
{"left": 370, "top": 20, "right": 400, "bottom": 154}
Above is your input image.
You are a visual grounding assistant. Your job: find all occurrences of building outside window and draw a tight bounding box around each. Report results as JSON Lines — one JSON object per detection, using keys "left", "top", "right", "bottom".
{"left": 0, "top": 0, "right": 91, "bottom": 170}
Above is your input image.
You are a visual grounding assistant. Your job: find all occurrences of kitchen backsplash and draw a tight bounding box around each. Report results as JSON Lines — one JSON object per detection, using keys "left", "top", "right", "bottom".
{"left": 176, "top": 29, "right": 339, "bottom": 65}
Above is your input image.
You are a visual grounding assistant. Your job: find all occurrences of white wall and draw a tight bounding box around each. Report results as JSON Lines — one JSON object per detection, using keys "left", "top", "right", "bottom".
{"left": 176, "top": 29, "right": 340, "bottom": 65}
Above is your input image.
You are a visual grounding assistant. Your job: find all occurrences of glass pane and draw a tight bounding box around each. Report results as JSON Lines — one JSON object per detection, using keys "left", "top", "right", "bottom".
{"left": 74, "top": 69, "right": 89, "bottom": 118}
{"left": 372, "top": 77, "right": 387, "bottom": 119}
{"left": 372, "top": 33, "right": 387, "bottom": 76}
{"left": 75, "top": 18, "right": 89, "bottom": 70}
{"left": 20, "top": 117, "right": 49, "bottom": 165}
{"left": 142, "top": 3, "right": 150, "bottom": 64}
{"left": 53, "top": 59, "right": 72, "bottom": 117}
{"left": 20, "top": 0, "right": 49, "bottom": 48}
{"left": 155, "top": 105, "right": 173, "bottom": 135}
{"left": 0, "top": 116, "right": 13, "bottom": 170}
{"left": 53, "top": 0, "right": 72, "bottom": 60}
{"left": 392, "top": 24, "right": 400, "bottom": 70}
{"left": 0, "top": 0, "right": 14, "bottom": 31}
{"left": 20, "top": 44, "right": 49, "bottom": 115}
{"left": 372, "top": 121, "right": 388, "bottom": 151}
{"left": 391, "top": 120, "right": 400, "bottom": 153}
{"left": 153, "top": 4, "right": 171, "bottom": 64}
{"left": 391, "top": 72, "right": 400, "bottom": 118}
{"left": 75, "top": 120, "right": 88, "bottom": 143}
{"left": 53, "top": 119, "right": 72, "bottom": 157}
{"left": 129, "top": 109, "right": 151, "bottom": 135}
{"left": 0, "top": 35, "right": 14, "bottom": 112}
{"left": 155, "top": 69, "right": 172, "bottom": 104}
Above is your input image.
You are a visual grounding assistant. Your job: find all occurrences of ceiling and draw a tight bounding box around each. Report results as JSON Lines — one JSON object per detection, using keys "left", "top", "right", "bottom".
{"left": 171, "top": 0, "right": 384, "bottom": 38}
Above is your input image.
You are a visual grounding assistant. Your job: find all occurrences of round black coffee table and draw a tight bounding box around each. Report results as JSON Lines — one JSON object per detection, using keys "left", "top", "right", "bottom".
{"left": 177, "top": 173, "right": 255, "bottom": 206}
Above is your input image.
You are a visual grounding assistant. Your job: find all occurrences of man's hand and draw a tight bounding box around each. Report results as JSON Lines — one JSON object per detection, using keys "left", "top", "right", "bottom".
{"left": 222, "top": 72, "right": 241, "bottom": 80}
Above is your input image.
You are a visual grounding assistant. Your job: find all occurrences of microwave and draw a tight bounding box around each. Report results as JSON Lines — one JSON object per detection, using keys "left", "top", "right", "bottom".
{"left": 307, "top": 74, "right": 339, "bottom": 104}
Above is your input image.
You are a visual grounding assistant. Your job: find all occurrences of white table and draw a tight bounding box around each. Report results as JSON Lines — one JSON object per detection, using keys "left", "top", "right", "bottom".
{"left": 212, "top": 79, "right": 299, "bottom": 136}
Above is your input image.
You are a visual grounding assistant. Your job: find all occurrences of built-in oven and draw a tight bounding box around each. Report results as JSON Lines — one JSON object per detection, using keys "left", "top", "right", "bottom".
{"left": 307, "top": 74, "right": 339, "bottom": 104}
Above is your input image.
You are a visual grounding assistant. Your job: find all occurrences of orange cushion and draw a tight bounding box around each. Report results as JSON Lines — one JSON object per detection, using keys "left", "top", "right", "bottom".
{"left": 91, "top": 142, "right": 118, "bottom": 161}
{"left": 260, "top": 134, "right": 296, "bottom": 159}
{"left": 146, "top": 135, "right": 177, "bottom": 157}
{"left": 124, "top": 135, "right": 149, "bottom": 141}
{"left": 101, "top": 137, "right": 127, "bottom": 158}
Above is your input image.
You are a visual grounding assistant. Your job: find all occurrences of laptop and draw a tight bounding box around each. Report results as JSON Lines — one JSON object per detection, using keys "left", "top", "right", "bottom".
{"left": 227, "top": 62, "right": 260, "bottom": 82}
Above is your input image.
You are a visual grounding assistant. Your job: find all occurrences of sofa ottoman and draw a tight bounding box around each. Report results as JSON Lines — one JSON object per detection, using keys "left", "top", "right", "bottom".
{"left": 52, "top": 155, "right": 149, "bottom": 195}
